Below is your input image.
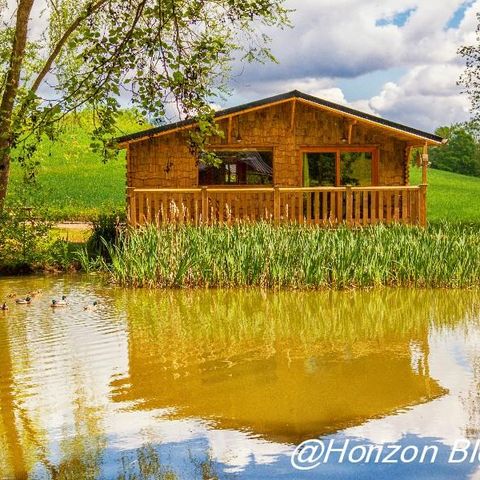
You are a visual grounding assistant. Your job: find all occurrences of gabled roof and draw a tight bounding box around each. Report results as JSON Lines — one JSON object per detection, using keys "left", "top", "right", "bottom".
{"left": 116, "top": 90, "right": 444, "bottom": 146}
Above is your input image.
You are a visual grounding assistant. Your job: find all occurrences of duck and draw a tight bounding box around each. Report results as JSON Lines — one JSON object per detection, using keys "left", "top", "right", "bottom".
{"left": 83, "top": 301, "right": 98, "bottom": 311}
{"left": 28, "top": 289, "right": 43, "bottom": 297}
{"left": 15, "top": 296, "right": 32, "bottom": 305}
{"left": 1, "top": 303, "right": 8, "bottom": 311}
{"left": 51, "top": 296, "right": 68, "bottom": 308}
{"left": 6, "top": 292, "right": 17, "bottom": 298}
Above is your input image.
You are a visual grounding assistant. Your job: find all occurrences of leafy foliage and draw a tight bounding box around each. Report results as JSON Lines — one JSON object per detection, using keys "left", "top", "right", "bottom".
{"left": 1, "top": 0, "right": 290, "bottom": 174}
{"left": 0, "top": 201, "right": 52, "bottom": 270}
{"left": 429, "top": 124, "right": 480, "bottom": 177}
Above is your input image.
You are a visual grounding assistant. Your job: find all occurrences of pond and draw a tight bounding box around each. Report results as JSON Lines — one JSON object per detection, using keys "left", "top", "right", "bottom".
{"left": 0, "top": 276, "right": 480, "bottom": 479}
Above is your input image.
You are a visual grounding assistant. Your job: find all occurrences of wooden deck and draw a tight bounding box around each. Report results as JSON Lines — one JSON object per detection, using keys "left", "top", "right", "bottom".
{"left": 127, "top": 185, "right": 427, "bottom": 227}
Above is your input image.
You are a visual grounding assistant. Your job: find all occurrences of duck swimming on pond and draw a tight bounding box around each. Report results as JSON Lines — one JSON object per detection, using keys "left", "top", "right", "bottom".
{"left": 1, "top": 303, "right": 8, "bottom": 311}
{"left": 7, "top": 292, "right": 16, "bottom": 298}
{"left": 51, "top": 296, "right": 68, "bottom": 308}
{"left": 16, "top": 297, "right": 32, "bottom": 305}
{"left": 83, "top": 301, "right": 98, "bottom": 311}
{"left": 28, "top": 289, "right": 43, "bottom": 297}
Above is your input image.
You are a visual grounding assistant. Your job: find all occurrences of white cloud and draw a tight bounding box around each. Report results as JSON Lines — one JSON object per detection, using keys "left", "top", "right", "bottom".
{"left": 367, "top": 64, "right": 470, "bottom": 129}
{"left": 228, "top": 0, "right": 480, "bottom": 131}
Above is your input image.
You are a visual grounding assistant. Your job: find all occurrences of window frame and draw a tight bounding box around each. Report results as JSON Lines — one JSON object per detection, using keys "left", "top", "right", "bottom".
{"left": 198, "top": 147, "right": 275, "bottom": 187}
{"left": 300, "top": 146, "right": 380, "bottom": 187}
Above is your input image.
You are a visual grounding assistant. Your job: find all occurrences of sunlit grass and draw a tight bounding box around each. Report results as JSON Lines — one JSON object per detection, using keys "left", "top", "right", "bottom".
{"left": 411, "top": 167, "right": 480, "bottom": 222}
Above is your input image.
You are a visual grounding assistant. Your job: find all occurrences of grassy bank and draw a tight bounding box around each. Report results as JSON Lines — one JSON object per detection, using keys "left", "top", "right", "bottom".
{"left": 102, "top": 223, "right": 480, "bottom": 289}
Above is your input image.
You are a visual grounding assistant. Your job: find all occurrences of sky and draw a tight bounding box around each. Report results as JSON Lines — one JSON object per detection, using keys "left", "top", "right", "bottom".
{"left": 222, "top": 0, "right": 480, "bottom": 133}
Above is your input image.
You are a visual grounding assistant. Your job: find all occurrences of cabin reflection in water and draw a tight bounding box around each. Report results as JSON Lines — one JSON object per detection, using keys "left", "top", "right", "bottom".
{"left": 111, "top": 289, "right": 450, "bottom": 444}
{"left": 0, "top": 282, "right": 479, "bottom": 479}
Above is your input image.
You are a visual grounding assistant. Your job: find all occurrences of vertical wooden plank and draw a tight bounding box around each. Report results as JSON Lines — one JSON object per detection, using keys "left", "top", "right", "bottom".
{"left": 138, "top": 192, "right": 145, "bottom": 225}
{"left": 298, "top": 191, "right": 304, "bottom": 224}
{"left": 194, "top": 192, "right": 199, "bottom": 225}
{"left": 393, "top": 190, "right": 399, "bottom": 222}
{"left": 290, "top": 193, "right": 296, "bottom": 224}
{"left": 201, "top": 187, "right": 208, "bottom": 224}
{"left": 274, "top": 187, "right": 280, "bottom": 224}
{"left": 322, "top": 191, "right": 328, "bottom": 223}
{"left": 354, "top": 191, "right": 361, "bottom": 225}
{"left": 401, "top": 189, "right": 407, "bottom": 223}
{"left": 225, "top": 192, "right": 231, "bottom": 225}
{"left": 314, "top": 191, "right": 320, "bottom": 224}
{"left": 362, "top": 190, "right": 369, "bottom": 224}
{"left": 419, "top": 184, "right": 427, "bottom": 227}
{"left": 386, "top": 192, "right": 392, "bottom": 223}
{"left": 371, "top": 190, "right": 377, "bottom": 224}
{"left": 378, "top": 191, "right": 384, "bottom": 223}
{"left": 330, "top": 191, "right": 336, "bottom": 223}
{"left": 345, "top": 186, "right": 352, "bottom": 226}
{"left": 218, "top": 192, "right": 224, "bottom": 224}
{"left": 178, "top": 194, "right": 184, "bottom": 225}
{"left": 152, "top": 192, "right": 158, "bottom": 225}
{"left": 337, "top": 190, "right": 343, "bottom": 224}
{"left": 305, "top": 192, "right": 311, "bottom": 224}
{"left": 411, "top": 189, "right": 418, "bottom": 225}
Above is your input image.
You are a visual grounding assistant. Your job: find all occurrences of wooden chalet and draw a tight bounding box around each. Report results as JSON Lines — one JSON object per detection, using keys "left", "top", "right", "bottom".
{"left": 116, "top": 91, "right": 444, "bottom": 226}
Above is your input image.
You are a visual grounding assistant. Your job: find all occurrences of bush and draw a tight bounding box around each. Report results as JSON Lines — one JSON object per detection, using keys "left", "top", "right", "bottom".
{"left": 86, "top": 212, "right": 123, "bottom": 260}
{"left": 0, "top": 205, "right": 54, "bottom": 271}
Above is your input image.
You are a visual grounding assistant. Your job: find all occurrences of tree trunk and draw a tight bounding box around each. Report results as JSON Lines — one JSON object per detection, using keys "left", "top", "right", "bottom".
{"left": 0, "top": 0, "right": 35, "bottom": 210}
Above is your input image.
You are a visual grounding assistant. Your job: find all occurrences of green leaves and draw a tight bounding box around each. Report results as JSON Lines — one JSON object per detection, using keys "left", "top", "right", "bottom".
{"left": 430, "top": 124, "right": 480, "bottom": 177}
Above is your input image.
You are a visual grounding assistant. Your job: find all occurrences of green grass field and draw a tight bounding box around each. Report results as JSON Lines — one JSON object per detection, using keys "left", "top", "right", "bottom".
{"left": 7, "top": 120, "right": 480, "bottom": 223}
{"left": 410, "top": 167, "right": 480, "bottom": 222}
{"left": 8, "top": 111, "right": 147, "bottom": 221}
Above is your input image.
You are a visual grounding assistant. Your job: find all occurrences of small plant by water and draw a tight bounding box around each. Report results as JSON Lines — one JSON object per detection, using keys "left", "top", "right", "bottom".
{"left": 101, "top": 222, "right": 480, "bottom": 289}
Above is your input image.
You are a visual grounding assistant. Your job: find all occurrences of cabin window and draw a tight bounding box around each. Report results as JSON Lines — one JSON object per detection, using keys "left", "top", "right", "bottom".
{"left": 303, "top": 149, "right": 375, "bottom": 187}
{"left": 340, "top": 152, "right": 373, "bottom": 186}
{"left": 303, "top": 152, "right": 336, "bottom": 186}
{"left": 199, "top": 150, "right": 273, "bottom": 186}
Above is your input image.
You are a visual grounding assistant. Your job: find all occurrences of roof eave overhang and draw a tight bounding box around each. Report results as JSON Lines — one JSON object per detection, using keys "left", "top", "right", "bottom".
{"left": 116, "top": 93, "right": 444, "bottom": 148}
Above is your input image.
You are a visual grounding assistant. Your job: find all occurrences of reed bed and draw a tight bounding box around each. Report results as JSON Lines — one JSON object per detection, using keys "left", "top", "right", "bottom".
{"left": 103, "top": 222, "right": 480, "bottom": 289}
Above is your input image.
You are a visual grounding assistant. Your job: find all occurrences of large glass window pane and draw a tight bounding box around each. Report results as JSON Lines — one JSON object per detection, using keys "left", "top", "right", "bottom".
{"left": 199, "top": 150, "right": 273, "bottom": 185}
{"left": 303, "top": 152, "right": 336, "bottom": 186}
{"left": 340, "top": 152, "right": 373, "bottom": 186}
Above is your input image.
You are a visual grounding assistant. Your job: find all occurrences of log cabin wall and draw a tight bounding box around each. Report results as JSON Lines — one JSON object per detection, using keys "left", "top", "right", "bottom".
{"left": 126, "top": 101, "right": 408, "bottom": 189}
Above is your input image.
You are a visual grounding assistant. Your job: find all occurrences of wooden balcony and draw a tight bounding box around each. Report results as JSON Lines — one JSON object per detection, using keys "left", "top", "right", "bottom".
{"left": 127, "top": 185, "right": 427, "bottom": 227}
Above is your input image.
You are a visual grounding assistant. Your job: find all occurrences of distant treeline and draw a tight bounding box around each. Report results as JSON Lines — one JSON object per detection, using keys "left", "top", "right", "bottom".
{"left": 425, "top": 123, "right": 480, "bottom": 177}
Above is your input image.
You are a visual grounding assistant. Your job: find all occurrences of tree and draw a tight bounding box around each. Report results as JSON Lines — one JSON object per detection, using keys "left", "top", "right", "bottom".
{"left": 0, "top": 0, "right": 290, "bottom": 209}
{"left": 429, "top": 125, "right": 480, "bottom": 177}
{"left": 460, "top": 13, "right": 480, "bottom": 122}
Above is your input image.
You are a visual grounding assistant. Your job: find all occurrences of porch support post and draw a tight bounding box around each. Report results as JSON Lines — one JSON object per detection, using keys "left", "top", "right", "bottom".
{"left": 420, "top": 142, "right": 429, "bottom": 226}
{"left": 422, "top": 142, "right": 429, "bottom": 185}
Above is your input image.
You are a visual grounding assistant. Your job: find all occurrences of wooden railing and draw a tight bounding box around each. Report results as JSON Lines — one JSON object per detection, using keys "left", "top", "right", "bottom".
{"left": 127, "top": 185, "right": 427, "bottom": 227}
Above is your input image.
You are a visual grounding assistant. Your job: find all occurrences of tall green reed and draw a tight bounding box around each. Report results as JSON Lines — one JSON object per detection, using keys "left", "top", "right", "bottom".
{"left": 103, "top": 222, "right": 480, "bottom": 289}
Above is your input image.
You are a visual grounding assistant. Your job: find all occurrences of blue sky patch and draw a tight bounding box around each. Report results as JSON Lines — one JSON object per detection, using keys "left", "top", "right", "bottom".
{"left": 337, "top": 67, "right": 408, "bottom": 102}
{"left": 376, "top": 8, "right": 417, "bottom": 27}
{"left": 446, "top": 1, "right": 475, "bottom": 29}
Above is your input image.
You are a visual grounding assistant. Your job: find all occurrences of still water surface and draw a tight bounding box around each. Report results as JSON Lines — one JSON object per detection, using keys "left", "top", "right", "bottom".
{"left": 0, "top": 276, "right": 480, "bottom": 479}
